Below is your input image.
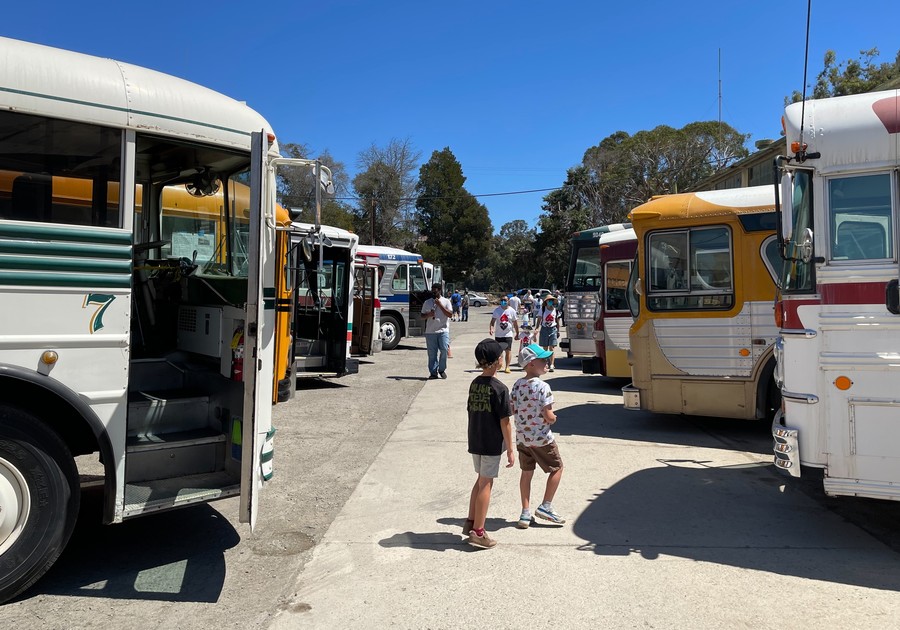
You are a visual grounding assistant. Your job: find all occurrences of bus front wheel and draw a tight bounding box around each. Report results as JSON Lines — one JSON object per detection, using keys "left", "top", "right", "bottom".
{"left": 0, "top": 405, "right": 80, "bottom": 604}
{"left": 380, "top": 314, "right": 402, "bottom": 351}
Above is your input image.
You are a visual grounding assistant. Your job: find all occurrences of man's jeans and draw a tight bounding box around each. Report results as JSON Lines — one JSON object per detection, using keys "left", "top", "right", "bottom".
{"left": 461, "top": 307, "right": 469, "bottom": 321}
{"left": 425, "top": 331, "right": 449, "bottom": 375}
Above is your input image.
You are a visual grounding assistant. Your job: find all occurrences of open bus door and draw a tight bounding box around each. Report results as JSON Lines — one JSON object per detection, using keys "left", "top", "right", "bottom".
{"left": 407, "top": 258, "right": 431, "bottom": 337}
{"left": 240, "top": 130, "right": 272, "bottom": 529}
{"left": 352, "top": 260, "right": 377, "bottom": 355}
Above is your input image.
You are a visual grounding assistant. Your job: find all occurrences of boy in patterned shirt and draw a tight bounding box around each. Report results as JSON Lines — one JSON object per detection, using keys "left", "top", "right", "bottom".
{"left": 510, "top": 343, "right": 565, "bottom": 528}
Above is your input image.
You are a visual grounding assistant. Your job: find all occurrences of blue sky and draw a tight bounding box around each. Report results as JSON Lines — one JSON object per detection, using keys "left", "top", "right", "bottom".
{"left": 4, "top": 1, "right": 898, "bottom": 233}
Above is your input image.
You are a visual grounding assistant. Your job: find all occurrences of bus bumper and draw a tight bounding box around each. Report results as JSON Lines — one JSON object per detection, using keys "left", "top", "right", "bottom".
{"left": 772, "top": 409, "right": 801, "bottom": 478}
{"left": 622, "top": 384, "right": 641, "bottom": 410}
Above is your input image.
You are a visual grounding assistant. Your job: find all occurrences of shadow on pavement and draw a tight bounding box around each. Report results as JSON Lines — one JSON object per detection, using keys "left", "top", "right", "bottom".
{"left": 21, "top": 486, "right": 238, "bottom": 603}
{"left": 572, "top": 459, "right": 900, "bottom": 591}
{"left": 377, "top": 532, "right": 467, "bottom": 552}
{"left": 553, "top": 401, "right": 771, "bottom": 455}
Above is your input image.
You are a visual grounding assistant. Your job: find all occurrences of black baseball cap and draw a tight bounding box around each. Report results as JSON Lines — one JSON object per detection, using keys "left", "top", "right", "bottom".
{"left": 474, "top": 338, "right": 503, "bottom": 365}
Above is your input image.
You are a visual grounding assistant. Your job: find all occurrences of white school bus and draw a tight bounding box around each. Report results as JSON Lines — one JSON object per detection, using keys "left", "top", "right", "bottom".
{"left": 0, "top": 37, "right": 321, "bottom": 601}
{"left": 772, "top": 89, "right": 900, "bottom": 500}
{"left": 623, "top": 186, "right": 782, "bottom": 420}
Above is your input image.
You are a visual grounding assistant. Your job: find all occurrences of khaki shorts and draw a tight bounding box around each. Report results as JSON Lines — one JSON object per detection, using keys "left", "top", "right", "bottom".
{"left": 472, "top": 453, "right": 502, "bottom": 478}
{"left": 517, "top": 441, "right": 563, "bottom": 473}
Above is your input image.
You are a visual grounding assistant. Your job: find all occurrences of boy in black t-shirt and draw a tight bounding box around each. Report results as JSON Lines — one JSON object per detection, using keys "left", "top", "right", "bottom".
{"left": 464, "top": 339, "right": 515, "bottom": 549}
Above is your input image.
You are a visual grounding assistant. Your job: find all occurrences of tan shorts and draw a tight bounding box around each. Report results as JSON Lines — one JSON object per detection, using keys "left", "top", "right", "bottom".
{"left": 472, "top": 453, "right": 502, "bottom": 478}
{"left": 517, "top": 441, "right": 563, "bottom": 473}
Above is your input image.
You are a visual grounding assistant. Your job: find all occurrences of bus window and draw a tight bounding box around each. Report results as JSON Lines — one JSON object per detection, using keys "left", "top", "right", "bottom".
{"left": 647, "top": 227, "right": 733, "bottom": 311}
{"left": 828, "top": 174, "right": 892, "bottom": 261}
{"left": 0, "top": 111, "right": 121, "bottom": 227}
{"left": 605, "top": 260, "right": 632, "bottom": 312}
{"left": 570, "top": 245, "right": 601, "bottom": 290}
{"left": 761, "top": 235, "right": 785, "bottom": 287}
{"left": 410, "top": 265, "right": 427, "bottom": 291}
{"left": 392, "top": 264, "right": 408, "bottom": 291}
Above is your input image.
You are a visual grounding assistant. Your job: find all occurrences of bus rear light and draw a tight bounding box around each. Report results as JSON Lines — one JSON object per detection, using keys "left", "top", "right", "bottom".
{"left": 834, "top": 376, "right": 853, "bottom": 391}
{"left": 374, "top": 299, "right": 381, "bottom": 308}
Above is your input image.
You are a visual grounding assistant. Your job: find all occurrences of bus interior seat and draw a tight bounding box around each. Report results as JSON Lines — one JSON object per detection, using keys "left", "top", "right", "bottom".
{"left": 11, "top": 173, "right": 52, "bottom": 221}
{"left": 835, "top": 221, "right": 886, "bottom": 260}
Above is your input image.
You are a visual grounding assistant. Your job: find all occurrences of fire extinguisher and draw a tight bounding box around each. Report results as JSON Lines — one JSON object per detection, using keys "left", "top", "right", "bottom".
{"left": 231, "top": 327, "right": 245, "bottom": 382}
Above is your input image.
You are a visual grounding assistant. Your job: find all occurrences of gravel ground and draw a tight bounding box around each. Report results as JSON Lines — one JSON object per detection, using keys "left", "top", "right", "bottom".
{"left": 0, "top": 326, "right": 445, "bottom": 629}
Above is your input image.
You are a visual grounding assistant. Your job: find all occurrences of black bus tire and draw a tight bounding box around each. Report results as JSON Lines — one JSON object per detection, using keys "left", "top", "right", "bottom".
{"left": 0, "top": 405, "right": 80, "bottom": 604}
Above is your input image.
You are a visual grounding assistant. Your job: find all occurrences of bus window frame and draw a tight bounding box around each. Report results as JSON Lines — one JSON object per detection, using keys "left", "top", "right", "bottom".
{"left": 825, "top": 171, "right": 896, "bottom": 265}
{"left": 645, "top": 225, "right": 735, "bottom": 312}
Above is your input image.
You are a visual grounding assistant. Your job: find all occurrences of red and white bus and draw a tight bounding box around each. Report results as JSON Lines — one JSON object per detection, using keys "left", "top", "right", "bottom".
{"left": 562, "top": 223, "right": 631, "bottom": 358}
{"left": 773, "top": 88, "right": 900, "bottom": 500}
{"left": 581, "top": 227, "right": 637, "bottom": 378}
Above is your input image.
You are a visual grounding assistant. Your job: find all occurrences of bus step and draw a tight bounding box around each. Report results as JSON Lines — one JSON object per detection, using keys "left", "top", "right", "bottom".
{"left": 123, "top": 471, "right": 239, "bottom": 518}
{"left": 127, "top": 390, "right": 213, "bottom": 436}
{"left": 125, "top": 428, "right": 225, "bottom": 483}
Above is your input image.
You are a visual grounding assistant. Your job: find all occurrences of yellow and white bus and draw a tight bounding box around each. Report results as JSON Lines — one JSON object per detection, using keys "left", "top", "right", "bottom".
{"left": 0, "top": 37, "right": 319, "bottom": 602}
{"left": 622, "top": 186, "right": 783, "bottom": 420}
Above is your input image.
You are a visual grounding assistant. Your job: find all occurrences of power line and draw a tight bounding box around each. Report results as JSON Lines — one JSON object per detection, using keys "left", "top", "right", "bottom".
{"left": 320, "top": 185, "right": 566, "bottom": 203}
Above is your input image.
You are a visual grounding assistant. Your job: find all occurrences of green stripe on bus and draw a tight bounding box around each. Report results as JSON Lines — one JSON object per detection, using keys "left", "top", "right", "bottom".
{"left": 263, "top": 287, "right": 276, "bottom": 298}
{"left": 0, "top": 223, "right": 132, "bottom": 245}
{"left": 0, "top": 240, "right": 132, "bottom": 259}
{"left": 263, "top": 298, "right": 275, "bottom": 310}
{"left": 0, "top": 270, "right": 130, "bottom": 288}
{"left": 0, "top": 255, "right": 131, "bottom": 273}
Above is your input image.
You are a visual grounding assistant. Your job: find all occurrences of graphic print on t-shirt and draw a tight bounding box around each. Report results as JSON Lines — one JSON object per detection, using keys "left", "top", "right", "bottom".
{"left": 542, "top": 309, "right": 556, "bottom": 327}
{"left": 499, "top": 312, "right": 510, "bottom": 331}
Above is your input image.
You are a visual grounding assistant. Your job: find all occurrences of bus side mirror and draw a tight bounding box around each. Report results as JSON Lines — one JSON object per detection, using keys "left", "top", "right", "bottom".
{"left": 780, "top": 171, "right": 794, "bottom": 241}
{"left": 887, "top": 279, "right": 900, "bottom": 315}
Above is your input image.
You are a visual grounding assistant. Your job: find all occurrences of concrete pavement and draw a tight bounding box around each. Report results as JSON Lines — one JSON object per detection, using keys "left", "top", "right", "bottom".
{"left": 271, "top": 313, "right": 900, "bottom": 629}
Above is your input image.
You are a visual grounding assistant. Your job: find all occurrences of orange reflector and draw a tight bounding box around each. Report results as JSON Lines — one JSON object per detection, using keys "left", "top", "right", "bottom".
{"left": 739, "top": 348, "right": 750, "bottom": 357}
{"left": 41, "top": 350, "right": 59, "bottom": 365}
{"left": 774, "top": 301, "right": 783, "bottom": 327}
{"left": 790, "top": 141, "right": 808, "bottom": 153}
{"left": 266, "top": 132, "right": 276, "bottom": 144}
{"left": 834, "top": 376, "right": 852, "bottom": 391}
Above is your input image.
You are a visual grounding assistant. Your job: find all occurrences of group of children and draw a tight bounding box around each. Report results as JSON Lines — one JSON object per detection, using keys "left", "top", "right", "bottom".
{"left": 464, "top": 337, "right": 564, "bottom": 549}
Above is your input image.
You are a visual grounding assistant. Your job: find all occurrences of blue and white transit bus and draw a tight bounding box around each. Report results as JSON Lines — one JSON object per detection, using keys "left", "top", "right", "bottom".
{"left": 356, "top": 245, "right": 441, "bottom": 350}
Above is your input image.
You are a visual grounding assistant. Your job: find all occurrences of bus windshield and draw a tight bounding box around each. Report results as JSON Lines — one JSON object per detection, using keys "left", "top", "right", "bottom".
{"left": 567, "top": 243, "right": 601, "bottom": 291}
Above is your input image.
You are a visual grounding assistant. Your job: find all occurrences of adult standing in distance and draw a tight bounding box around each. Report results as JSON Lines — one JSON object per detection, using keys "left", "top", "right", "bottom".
{"left": 508, "top": 290, "right": 521, "bottom": 324}
{"left": 537, "top": 294, "right": 561, "bottom": 372}
{"left": 450, "top": 288, "right": 462, "bottom": 322}
{"left": 461, "top": 290, "right": 470, "bottom": 322}
{"left": 421, "top": 284, "right": 453, "bottom": 379}
{"left": 489, "top": 295, "right": 520, "bottom": 374}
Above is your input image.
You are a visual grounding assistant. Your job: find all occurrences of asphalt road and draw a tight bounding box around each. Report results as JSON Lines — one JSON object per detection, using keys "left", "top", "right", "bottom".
{"left": 2, "top": 312, "right": 900, "bottom": 628}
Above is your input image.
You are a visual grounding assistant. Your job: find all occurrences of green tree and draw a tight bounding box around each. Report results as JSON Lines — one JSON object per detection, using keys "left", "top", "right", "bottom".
{"left": 276, "top": 143, "right": 355, "bottom": 231}
{"left": 352, "top": 138, "right": 420, "bottom": 247}
{"left": 533, "top": 167, "right": 595, "bottom": 287}
{"left": 787, "top": 48, "right": 900, "bottom": 103}
{"left": 415, "top": 147, "right": 493, "bottom": 284}
{"left": 580, "top": 122, "right": 748, "bottom": 213}
{"left": 493, "top": 219, "right": 538, "bottom": 290}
